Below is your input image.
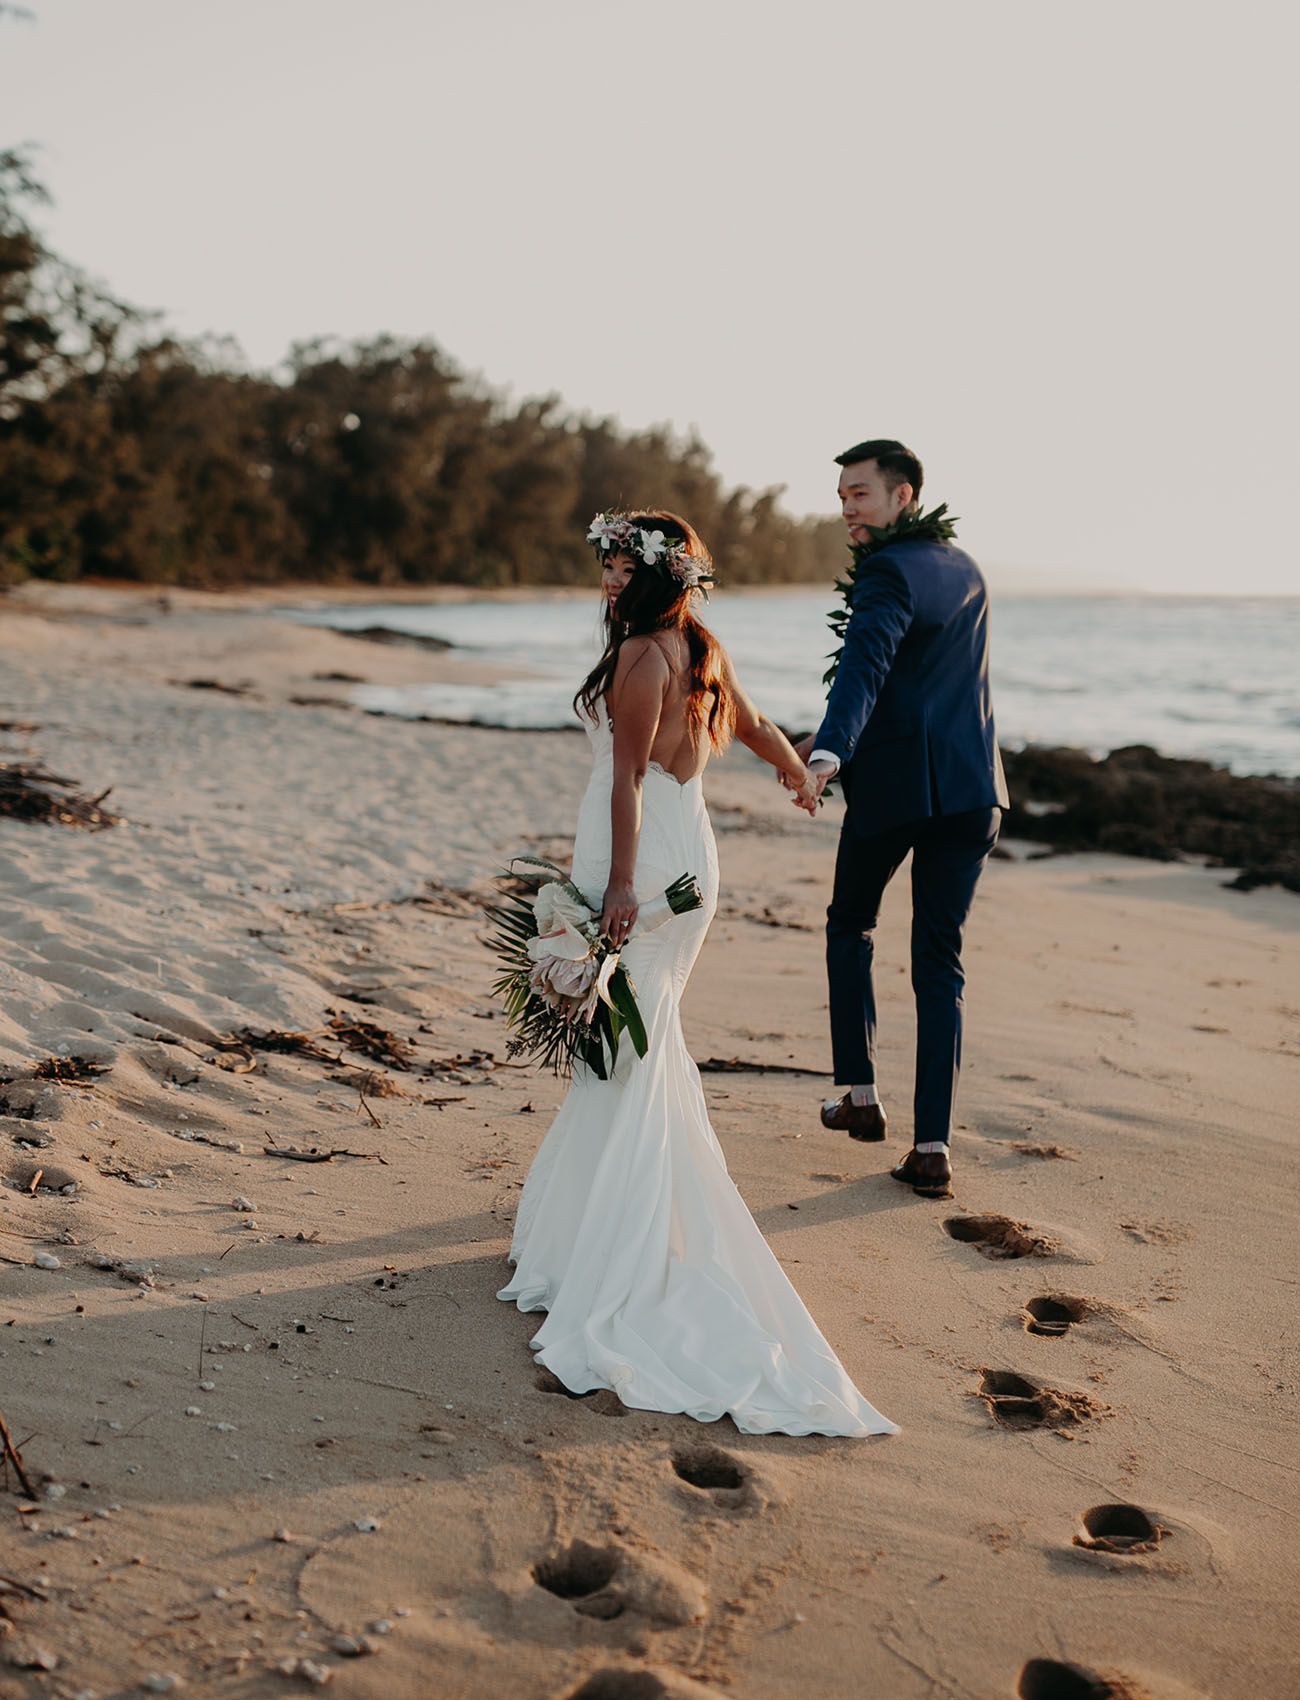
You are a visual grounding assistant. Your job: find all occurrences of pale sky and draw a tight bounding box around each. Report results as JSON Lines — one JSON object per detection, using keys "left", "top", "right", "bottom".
{"left": 4, "top": 0, "right": 1297, "bottom": 592}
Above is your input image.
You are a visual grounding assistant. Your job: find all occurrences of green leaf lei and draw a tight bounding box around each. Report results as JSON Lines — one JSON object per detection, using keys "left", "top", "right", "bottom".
{"left": 821, "top": 502, "right": 958, "bottom": 690}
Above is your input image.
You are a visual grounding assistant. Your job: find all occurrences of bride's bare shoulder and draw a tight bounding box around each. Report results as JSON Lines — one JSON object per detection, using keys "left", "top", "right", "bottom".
{"left": 612, "top": 635, "right": 673, "bottom": 679}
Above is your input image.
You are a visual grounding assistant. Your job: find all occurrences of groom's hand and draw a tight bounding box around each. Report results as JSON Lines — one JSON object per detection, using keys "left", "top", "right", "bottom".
{"left": 790, "top": 769, "right": 828, "bottom": 815}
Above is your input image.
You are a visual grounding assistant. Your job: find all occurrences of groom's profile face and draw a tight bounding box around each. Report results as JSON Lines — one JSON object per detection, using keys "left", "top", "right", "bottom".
{"left": 837, "top": 459, "right": 913, "bottom": 544}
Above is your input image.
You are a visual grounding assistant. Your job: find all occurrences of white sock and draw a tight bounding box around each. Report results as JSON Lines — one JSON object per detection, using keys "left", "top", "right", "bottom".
{"left": 849, "top": 1084, "right": 881, "bottom": 1107}
{"left": 915, "top": 1141, "right": 948, "bottom": 1154}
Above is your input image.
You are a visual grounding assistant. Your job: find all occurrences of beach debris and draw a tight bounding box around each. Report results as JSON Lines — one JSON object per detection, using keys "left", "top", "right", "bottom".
{"left": 143, "top": 1675, "right": 184, "bottom": 1693}
{"left": 224, "top": 1026, "right": 337, "bottom": 1065}
{"left": 169, "top": 677, "right": 251, "bottom": 695}
{"left": 221, "top": 1012, "right": 413, "bottom": 1072}
{"left": 32, "top": 1055, "right": 111, "bottom": 1084}
{"left": 330, "top": 1634, "right": 379, "bottom": 1657}
{"left": 275, "top": 1657, "right": 332, "bottom": 1685}
{"left": 0, "top": 761, "right": 119, "bottom": 830}
{"left": 324, "top": 1013, "right": 412, "bottom": 1070}
{"left": 421, "top": 1095, "right": 466, "bottom": 1111}
{"left": 352, "top": 1517, "right": 380, "bottom": 1533}
{"left": 8, "top": 1125, "right": 54, "bottom": 1148}
{"left": 0, "top": 1407, "right": 38, "bottom": 1498}
{"left": 272, "top": 1527, "right": 294, "bottom": 1543}
{"left": 232, "top": 1196, "right": 257, "bottom": 1212}
{"left": 263, "top": 1144, "right": 386, "bottom": 1165}
{"left": 698, "top": 1057, "right": 832, "bottom": 1076}
{"left": 421, "top": 1049, "right": 494, "bottom": 1080}
{"left": 167, "top": 1128, "right": 244, "bottom": 1153}
{"left": 33, "top": 1252, "right": 61, "bottom": 1270}
{"left": 84, "top": 1252, "right": 158, "bottom": 1286}
{"left": 97, "top": 1165, "right": 161, "bottom": 1188}
{"left": 8, "top": 1644, "right": 58, "bottom": 1670}
{"left": 330, "top": 1067, "right": 406, "bottom": 1099}
{"left": 312, "top": 670, "right": 367, "bottom": 683}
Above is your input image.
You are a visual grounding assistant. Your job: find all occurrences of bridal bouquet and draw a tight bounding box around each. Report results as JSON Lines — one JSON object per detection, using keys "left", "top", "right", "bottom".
{"left": 488, "top": 856, "right": 703, "bottom": 1079}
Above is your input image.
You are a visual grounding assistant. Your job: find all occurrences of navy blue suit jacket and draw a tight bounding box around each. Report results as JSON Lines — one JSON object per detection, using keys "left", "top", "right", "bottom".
{"left": 813, "top": 537, "right": 1009, "bottom": 836}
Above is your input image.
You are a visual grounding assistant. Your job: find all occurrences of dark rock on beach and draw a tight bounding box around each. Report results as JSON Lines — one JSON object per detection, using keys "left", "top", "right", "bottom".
{"left": 1000, "top": 744, "right": 1300, "bottom": 893}
{"left": 345, "top": 625, "right": 452, "bottom": 652}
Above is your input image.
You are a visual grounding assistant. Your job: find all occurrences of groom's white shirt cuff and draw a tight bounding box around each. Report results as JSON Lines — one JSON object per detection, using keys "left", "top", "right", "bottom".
{"left": 809, "top": 750, "right": 841, "bottom": 776}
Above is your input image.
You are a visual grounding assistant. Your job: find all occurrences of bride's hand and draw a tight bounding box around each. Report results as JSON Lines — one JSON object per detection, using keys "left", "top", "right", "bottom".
{"left": 789, "top": 768, "right": 824, "bottom": 816}
{"left": 601, "top": 879, "right": 639, "bottom": 948}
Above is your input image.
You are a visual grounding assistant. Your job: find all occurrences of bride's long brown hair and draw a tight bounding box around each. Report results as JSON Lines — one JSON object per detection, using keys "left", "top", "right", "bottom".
{"left": 574, "top": 510, "right": 737, "bottom": 751}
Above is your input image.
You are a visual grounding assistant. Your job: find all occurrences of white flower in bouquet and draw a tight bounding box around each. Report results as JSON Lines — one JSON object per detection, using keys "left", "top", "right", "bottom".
{"left": 528, "top": 952, "right": 599, "bottom": 1004}
{"left": 526, "top": 917, "right": 592, "bottom": 964}
{"left": 638, "top": 529, "right": 667, "bottom": 565}
{"left": 533, "top": 880, "right": 595, "bottom": 938}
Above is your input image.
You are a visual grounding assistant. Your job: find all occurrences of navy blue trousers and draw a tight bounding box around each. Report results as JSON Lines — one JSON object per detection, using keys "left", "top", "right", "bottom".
{"left": 826, "top": 808, "right": 1000, "bottom": 1146}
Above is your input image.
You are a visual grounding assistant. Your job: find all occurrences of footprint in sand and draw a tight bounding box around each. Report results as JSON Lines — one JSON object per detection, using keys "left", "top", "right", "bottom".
{"left": 566, "top": 1670, "right": 725, "bottom": 1700}
{"left": 976, "top": 1369, "right": 1108, "bottom": 1429}
{"left": 945, "top": 1214, "right": 1056, "bottom": 1259}
{"left": 535, "top": 1541, "right": 625, "bottom": 1619}
{"left": 1017, "top": 1657, "right": 1151, "bottom": 1698}
{"left": 568, "top": 1677, "right": 668, "bottom": 1700}
{"left": 1023, "top": 1295, "right": 1089, "bottom": 1337}
{"left": 1073, "top": 1503, "right": 1165, "bottom": 1555}
{"left": 533, "top": 1539, "right": 706, "bottom": 1626}
{"left": 533, "top": 1368, "right": 627, "bottom": 1417}
{"left": 670, "top": 1444, "right": 759, "bottom": 1513}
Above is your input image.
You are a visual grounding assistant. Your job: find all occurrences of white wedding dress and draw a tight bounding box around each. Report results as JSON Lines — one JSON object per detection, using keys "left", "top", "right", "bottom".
{"left": 497, "top": 713, "right": 898, "bottom": 1438}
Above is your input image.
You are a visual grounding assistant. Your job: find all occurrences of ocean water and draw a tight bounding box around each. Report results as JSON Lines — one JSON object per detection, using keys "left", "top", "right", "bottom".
{"left": 287, "top": 591, "right": 1300, "bottom": 778}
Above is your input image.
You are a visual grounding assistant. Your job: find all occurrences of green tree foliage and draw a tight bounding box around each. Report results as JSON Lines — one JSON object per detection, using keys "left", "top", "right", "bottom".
{"left": 0, "top": 159, "right": 843, "bottom": 589}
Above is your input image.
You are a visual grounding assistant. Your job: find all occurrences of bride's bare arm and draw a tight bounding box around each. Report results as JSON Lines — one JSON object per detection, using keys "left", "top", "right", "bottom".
{"left": 603, "top": 639, "right": 670, "bottom": 944}
{"left": 721, "top": 653, "right": 820, "bottom": 813}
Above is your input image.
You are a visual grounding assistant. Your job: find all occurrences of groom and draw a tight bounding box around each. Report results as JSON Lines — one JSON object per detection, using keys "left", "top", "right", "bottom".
{"left": 793, "top": 440, "right": 1008, "bottom": 1198}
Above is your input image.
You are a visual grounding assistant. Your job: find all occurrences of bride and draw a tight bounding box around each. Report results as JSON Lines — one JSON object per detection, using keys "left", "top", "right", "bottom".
{"left": 497, "top": 510, "right": 898, "bottom": 1439}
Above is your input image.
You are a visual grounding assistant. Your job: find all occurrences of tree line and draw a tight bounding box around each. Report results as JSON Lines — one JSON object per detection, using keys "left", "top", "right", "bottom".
{"left": 0, "top": 153, "right": 844, "bottom": 590}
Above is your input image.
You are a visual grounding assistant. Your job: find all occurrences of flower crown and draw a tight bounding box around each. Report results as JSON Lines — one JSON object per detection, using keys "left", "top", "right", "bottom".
{"left": 586, "top": 512, "right": 714, "bottom": 594}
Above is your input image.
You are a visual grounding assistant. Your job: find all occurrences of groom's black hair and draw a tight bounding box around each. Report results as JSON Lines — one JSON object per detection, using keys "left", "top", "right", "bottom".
{"left": 835, "top": 439, "right": 923, "bottom": 501}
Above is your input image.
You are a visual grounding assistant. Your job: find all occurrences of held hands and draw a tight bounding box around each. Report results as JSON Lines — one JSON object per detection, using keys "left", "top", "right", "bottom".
{"left": 600, "top": 878, "right": 639, "bottom": 948}
{"left": 788, "top": 767, "right": 827, "bottom": 815}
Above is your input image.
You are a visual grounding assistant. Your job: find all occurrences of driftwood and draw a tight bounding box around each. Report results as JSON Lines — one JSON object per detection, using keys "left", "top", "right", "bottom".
{"left": 698, "top": 1057, "right": 832, "bottom": 1076}
{"left": 0, "top": 761, "right": 118, "bottom": 830}
{"left": 263, "top": 1145, "right": 388, "bottom": 1165}
{"left": 0, "top": 1407, "right": 36, "bottom": 1498}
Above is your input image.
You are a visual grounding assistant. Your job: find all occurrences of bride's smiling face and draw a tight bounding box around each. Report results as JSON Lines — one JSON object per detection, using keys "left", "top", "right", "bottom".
{"left": 601, "top": 551, "right": 636, "bottom": 614}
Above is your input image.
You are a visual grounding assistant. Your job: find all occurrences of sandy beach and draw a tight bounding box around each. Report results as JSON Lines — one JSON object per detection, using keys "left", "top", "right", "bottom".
{"left": 1, "top": 584, "right": 1297, "bottom": 1699}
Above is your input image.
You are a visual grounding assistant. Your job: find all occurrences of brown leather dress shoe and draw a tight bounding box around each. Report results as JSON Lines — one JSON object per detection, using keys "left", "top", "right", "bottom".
{"left": 890, "top": 1146, "right": 953, "bottom": 1198}
{"left": 819, "top": 1093, "right": 888, "bottom": 1142}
